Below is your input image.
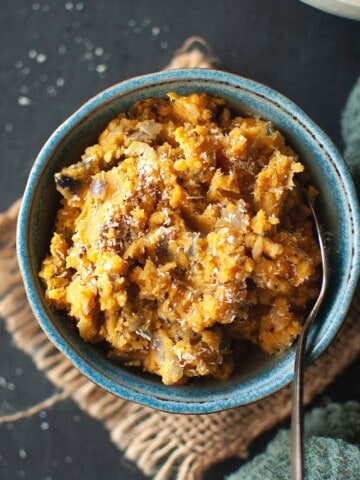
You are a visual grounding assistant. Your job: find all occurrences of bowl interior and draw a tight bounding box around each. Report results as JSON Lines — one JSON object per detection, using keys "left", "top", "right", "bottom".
{"left": 18, "top": 70, "right": 360, "bottom": 413}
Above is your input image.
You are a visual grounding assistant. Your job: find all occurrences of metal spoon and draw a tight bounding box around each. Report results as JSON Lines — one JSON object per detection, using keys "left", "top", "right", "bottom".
{"left": 291, "top": 191, "right": 329, "bottom": 480}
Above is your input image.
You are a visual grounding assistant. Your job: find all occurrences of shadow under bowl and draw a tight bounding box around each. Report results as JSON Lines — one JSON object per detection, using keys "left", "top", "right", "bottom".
{"left": 17, "top": 69, "right": 360, "bottom": 413}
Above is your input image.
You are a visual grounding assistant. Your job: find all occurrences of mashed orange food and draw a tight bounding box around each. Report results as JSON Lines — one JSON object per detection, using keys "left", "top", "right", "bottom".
{"left": 39, "top": 93, "right": 320, "bottom": 385}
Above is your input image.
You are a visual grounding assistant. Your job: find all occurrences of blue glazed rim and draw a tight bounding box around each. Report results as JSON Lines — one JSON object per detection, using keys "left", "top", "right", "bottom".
{"left": 17, "top": 69, "right": 360, "bottom": 413}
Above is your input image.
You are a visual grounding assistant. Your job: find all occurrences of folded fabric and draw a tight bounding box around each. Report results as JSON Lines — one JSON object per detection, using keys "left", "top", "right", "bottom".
{"left": 226, "top": 401, "right": 360, "bottom": 480}
{"left": 341, "top": 74, "right": 360, "bottom": 182}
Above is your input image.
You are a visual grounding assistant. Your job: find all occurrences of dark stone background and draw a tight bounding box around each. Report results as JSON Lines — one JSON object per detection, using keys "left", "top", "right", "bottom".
{"left": 0, "top": 1, "right": 359, "bottom": 479}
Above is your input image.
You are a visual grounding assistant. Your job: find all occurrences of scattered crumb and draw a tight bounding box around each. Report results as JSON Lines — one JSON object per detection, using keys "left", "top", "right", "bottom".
{"left": 56, "top": 77, "right": 65, "bottom": 87}
{"left": 95, "top": 63, "right": 107, "bottom": 73}
{"left": 18, "top": 449, "right": 27, "bottom": 460}
{"left": 36, "top": 53, "right": 47, "bottom": 64}
{"left": 152, "top": 26, "right": 160, "bottom": 36}
{"left": 17, "top": 96, "right": 32, "bottom": 106}
{"left": 58, "top": 44, "right": 67, "bottom": 55}
{"left": 40, "top": 421, "right": 50, "bottom": 430}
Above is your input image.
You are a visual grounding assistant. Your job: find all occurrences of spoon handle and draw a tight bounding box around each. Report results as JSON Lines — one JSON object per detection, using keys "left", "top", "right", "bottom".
{"left": 291, "top": 322, "right": 306, "bottom": 479}
{"left": 290, "top": 197, "right": 329, "bottom": 480}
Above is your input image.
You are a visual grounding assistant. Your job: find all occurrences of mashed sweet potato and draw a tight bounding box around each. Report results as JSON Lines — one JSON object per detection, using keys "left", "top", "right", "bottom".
{"left": 39, "top": 92, "right": 320, "bottom": 385}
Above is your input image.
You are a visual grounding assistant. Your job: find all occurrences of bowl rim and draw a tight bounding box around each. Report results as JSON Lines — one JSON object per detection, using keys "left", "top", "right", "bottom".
{"left": 300, "top": 0, "right": 360, "bottom": 21}
{"left": 17, "top": 68, "right": 360, "bottom": 413}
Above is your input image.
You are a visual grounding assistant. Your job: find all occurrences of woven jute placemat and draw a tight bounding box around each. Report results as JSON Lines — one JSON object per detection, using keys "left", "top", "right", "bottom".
{"left": 1, "top": 39, "right": 359, "bottom": 480}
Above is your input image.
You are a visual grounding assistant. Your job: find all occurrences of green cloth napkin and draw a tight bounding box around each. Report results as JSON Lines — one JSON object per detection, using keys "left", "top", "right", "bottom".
{"left": 342, "top": 75, "right": 360, "bottom": 183}
{"left": 227, "top": 77, "right": 360, "bottom": 480}
{"left": 227, "top": 401, "right": 360, "bottom": 480}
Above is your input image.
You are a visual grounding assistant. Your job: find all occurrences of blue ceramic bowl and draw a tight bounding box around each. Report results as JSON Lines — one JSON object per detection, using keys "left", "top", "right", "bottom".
{"left": 17, "top": 69, "right": 360, "bottom": 413}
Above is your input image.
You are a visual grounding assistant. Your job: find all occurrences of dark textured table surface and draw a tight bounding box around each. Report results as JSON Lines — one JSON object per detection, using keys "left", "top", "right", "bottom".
{"left": 1, "top": 1, "right": 359, "bottom": 479}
